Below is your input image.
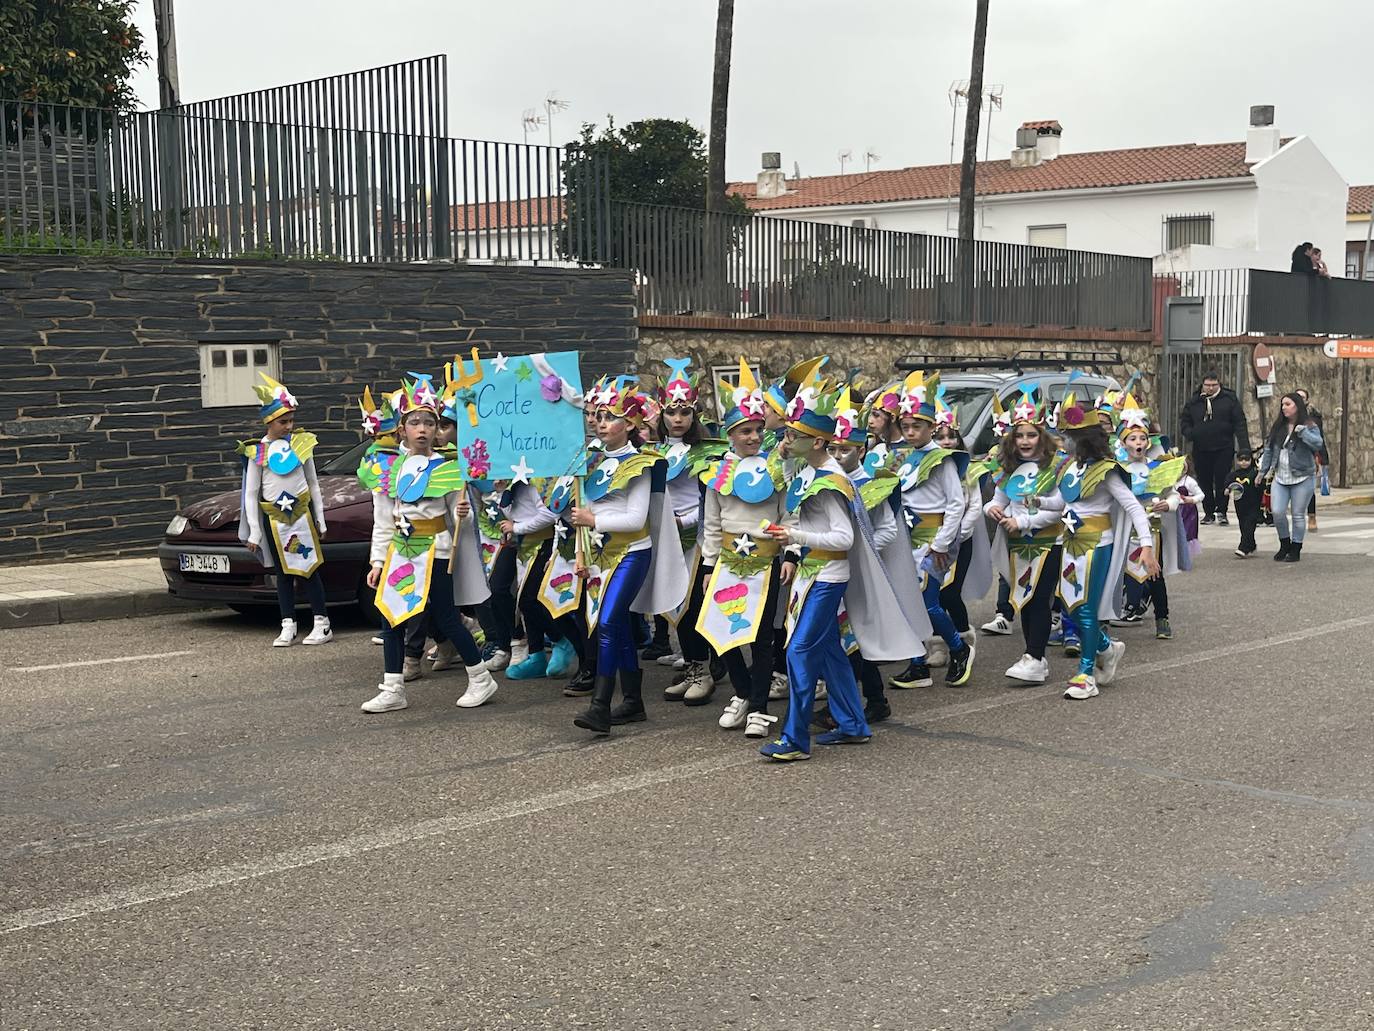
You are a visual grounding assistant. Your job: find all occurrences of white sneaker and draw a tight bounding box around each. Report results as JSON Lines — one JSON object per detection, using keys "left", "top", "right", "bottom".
{"left": 1063, "top": 674, "right": 1099, "bottom": 700}
{"left": 455, "top": 663, "right": 500, "bottom": 708}
{"left": 982, "top": 613, "right": 1014, "bottom": 635}
{"left": 429, "top": 640, "right": 460, "bottom": 671}
{"left": 672, "top": 655, "right": 687, "bottom": 671}
{"left": 302, "top": 616, "right": 333, "bottom": 646}
{"left": 484, "top": 648, "right": 511, "bottom": 672}
{"left": 719, "top": 696, "right": 750, "bottom": 729}
{"left": 744, "top": 712, "right": 778, "bottom": 739}
{"left": 402, "top": 656, "right": 424, "bottom": 682}
{"left": 1095, "top": 639, "right": 1126, "bottom": 685}
{"left": 370, "top": 635, "right": 384, "bottom": 646}
{"left": 362, "top": 674, "right": 407, "bottom": 713}
{"left": 768, "top": 672, "right": 789, "bottom": 700}
{"left": 510, "top": 639, "right": 530, "bottom": 665}
{"left": 925, "top": 637, "right": 949, "bottom": 668}
{"left": 1233, "top": 548, "right": 1248, "bottom": 558}
{"left": 815, "top": 678, "right": 827, "bottom": 701}
{"left": 1005, "top": 653, "right": 1049, "bottom": 684}
{"left": 272, "top": 619, "right": 297, "bottom": 647}
{"left": 657, "top": 651, "right": 683, "bottom": 668}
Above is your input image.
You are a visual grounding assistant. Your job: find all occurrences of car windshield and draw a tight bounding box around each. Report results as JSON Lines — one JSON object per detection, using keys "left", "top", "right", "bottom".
{"left": 940, "top": 384, "right": 995, "bottom": 431}
{"left": 318, "top": 439, "right": 373, "bottom": 475}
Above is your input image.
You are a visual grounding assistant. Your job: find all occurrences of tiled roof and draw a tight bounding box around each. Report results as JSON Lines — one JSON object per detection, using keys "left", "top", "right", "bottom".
{"left": 1350, "top": 186, "right": 1374, "bottom": 216}
{"left": 1021, "top": 120, "right": 1063, "bottom": 132}
{"left": 448, "top": 196, "right": 562, "bottom": 230}
{"left": 733, "top": 139, "right": 1276, "bottom": 211}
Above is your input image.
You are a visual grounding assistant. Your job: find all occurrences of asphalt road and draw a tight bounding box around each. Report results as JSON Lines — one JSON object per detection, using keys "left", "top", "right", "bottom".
{"left": 4, "top": 514, "right": 1374, "bottom": 1030}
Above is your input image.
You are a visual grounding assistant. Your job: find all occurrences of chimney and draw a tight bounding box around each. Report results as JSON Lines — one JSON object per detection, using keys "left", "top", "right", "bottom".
{"left": 757, "top": 151, "right": 786, "bottom": 199}
{"left": 1245, "top": 105, "right": 1280, "bottom": 163}
{"left": 1011, "top": 121, "right": 1062, "bottom": 168}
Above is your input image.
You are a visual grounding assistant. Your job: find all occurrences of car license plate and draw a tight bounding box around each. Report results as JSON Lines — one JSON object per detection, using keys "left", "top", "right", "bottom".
{"left": 179, "top": 553, "right": 231, "bottom": 574}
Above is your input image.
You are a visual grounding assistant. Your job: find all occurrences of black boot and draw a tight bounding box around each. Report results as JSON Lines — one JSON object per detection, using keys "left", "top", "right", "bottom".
{"left": 1273, "top": 538, "right": 1290, "bottom": 561}
{"left": 562, "top": 666, "right": 595, "bottom": 697}
{"left": 641, "top": 616, "right": 672, "bottom": 661}
{"left": 573, "top": 674, "right": 616, "bottom": 734}
{"left": 1283, "top": 541, "right": 1303, "bottom": 563}
{"left": 610, "top": 668, "right": 646, "bottom": 725}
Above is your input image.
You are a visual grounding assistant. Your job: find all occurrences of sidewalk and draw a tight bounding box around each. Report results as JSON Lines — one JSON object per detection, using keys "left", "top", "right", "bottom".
{"left": 0, "top": 557, "right": 209, "bottom": 630}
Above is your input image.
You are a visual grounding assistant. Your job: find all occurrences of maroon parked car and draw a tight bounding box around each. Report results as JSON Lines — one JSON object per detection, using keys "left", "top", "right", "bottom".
{"left": 159, "top": 440, "right": 377, "bottom": 615}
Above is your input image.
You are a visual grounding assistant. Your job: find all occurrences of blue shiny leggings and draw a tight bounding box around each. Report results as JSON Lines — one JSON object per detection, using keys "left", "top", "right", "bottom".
{"left": 921, "top": 570, "right": 965, "bottom": 653}
{"left": 782, "top": 579, "right": 867, "bottom": 753}
{"left": 1070, "top": 544, "right": 1114, "bottom": 677}
{"left": 596, "top": 548, "right": 652, "bottom": 675}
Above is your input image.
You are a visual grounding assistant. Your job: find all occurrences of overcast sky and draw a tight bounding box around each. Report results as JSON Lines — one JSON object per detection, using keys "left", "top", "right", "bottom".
{"left": 128, "top": 0, "right": 1373, "bottom": 188}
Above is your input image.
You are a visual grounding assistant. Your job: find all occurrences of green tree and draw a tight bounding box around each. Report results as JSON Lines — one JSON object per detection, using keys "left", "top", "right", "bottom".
{"left": 0, "top": 0, "right": 148, "bottom": 111}
{"left": 558, "top": 117, "right": 747, "bottom": 265}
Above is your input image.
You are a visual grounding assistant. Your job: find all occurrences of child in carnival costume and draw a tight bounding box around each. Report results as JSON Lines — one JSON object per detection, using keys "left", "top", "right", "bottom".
{"left": 982, "top": 385, "right": 1066, "bottom": 684}
{"left": 761, "top": 356, "right": 829, "bottom": 458}
{"left": 821, "top": 385, "right": 932, "bottom": 725}
{"left": 651, "top": 358, "right": 728, "bottom": 705}
{"left": 238, "top": 373, "right": 332, "bottom": 648}
{"left": 931, "top": 386, "right": 995, "bottom": 667}
{"left": 1049, "top": 391, "right": 1158, "bottom": 700}
{"left": 1113, "top": 394, "right": 1195, "bottom": 640}
{"left": 980, "top": 393, "right": 1021, "bottom": 639}
{"left": 862, "top": 379, "right": 908, "bottom": 476}
{"left": 570, "top": 376, "right": 689, "bottom": 735}
{"left": 357, "top": 386, "right": 403, "bottom": 647}
{"left": 501, "top": 469, "right": 580, "bottom": 683}
{"left": 759, "top": 370, "right": 925, "bottom": 762}
{"left": 697, "top": 361, "right": 789, "bottom": 739}
{"left": 887, "top": 371, "right": 974, "bottom": 690}
{"left": 358, "top": 375, "right": 500, "bottom": 714}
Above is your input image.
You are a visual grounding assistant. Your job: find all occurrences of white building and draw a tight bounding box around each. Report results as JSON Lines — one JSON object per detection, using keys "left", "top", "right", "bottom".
{"left": 733, "top": 109, "right": 1350, "bottom": 277}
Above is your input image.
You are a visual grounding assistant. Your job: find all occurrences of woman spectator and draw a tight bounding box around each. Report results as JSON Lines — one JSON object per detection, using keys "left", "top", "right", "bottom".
{"left": 1259, "top": 392, "right": 1324, "bottom": 563}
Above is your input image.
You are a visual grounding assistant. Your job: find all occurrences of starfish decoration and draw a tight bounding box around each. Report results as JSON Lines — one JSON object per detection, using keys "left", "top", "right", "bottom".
{"left": 514, "top": 360, "right": 534, "bottom": 383}
{"left": 904, "top": 509, "right": 916, "bottom": 530}
{"left": 510, "top": 455, "right": 534, "bottom": 484}
{"left": 590, "top": 530, "right": 606, "bottom": 551}
{"left": 899, "top": 396, "right": 916, "bottom": 415}
{"left": 732, "top": 534, "right": 757, "bottom": 556}
{"left": 554, "top": 521, "right": 569, "bottom": 542}
{"left": 1062, "top": 508, "right": 1084, "bottom": 535}
{"left": 397, "top": 514, "right": 415, "bottom": 539}
{"left": 740, "top": 393, "right": 766, "bottom": 418}
{"left": 667, "top": 383, "right": 691, "bottom": 402}
{"left": 492, "top": 352, "right": 510, "bottom": 373}
{"left": 1013, "top": 401, "right": 1036, "bottom": 423}
{"left": 484, "top": 501, "right": 502, "bottom": 522}
{"left": 414, "top": 383, "right": 436, "bottom": 408}
{"left": 274, "top": 491, "right": 298, "bottom": 515}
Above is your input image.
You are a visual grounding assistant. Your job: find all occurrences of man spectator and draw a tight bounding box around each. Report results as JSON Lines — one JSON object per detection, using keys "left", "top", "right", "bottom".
{"left": 1179, "top": 372, "right": 1250, "bottom": 525}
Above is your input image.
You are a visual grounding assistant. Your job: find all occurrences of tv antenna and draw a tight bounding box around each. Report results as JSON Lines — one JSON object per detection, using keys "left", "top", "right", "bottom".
{"left": 521, "top": 108, "right": 546, "bottom": 145}
{"left": 864, "top": 148, "right": 880, "bottom": 173}
{"left": 543, "top": 92, "right": 571, "bottom": 148}
{"left": 837, "top": 149, "right": 853, "bottom": 174}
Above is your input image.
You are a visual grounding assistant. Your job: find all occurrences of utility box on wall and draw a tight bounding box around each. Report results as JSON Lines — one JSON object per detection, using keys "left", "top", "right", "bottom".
{"left": 1163, "top": 296, "right": 1204, "bottom": 355}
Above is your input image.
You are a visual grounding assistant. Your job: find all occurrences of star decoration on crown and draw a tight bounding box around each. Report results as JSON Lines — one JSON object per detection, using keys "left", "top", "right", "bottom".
{"left": 1012, "top": 401, "right": 1036, "bottom": 423}
{"left": 835, "top": 405, "right": 859, "bottom": 439}
{"left": 1119, "top": 406, "right": 1149, "bottom": 430}
{"left": 732, "top": 534, "right": 757, "bottom": 556}
{"left": 361, "top": 411, "right": 381, "bottom": 435}
{"left": 667, "top": 383, "right": 691, "bottom": 402}
{"left": 740, "top": 391, "right": 766, "bottom": 418}
{"left": 413, "top": 383, "right": 436, "bottom": 408}
{"left": 899, "top": 395, "right": 917, "bottom": 414}
{"left": 787, "top": 387, "right": 818, "bottom": 421}
{"left": 275, "top": 388, "right": 296, "bottom": 408}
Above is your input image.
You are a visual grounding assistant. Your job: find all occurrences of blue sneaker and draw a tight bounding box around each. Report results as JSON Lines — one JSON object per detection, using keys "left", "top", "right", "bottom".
{"left": 815, "top": 729, "right": 872, "bottom": 746}
{"left": 506, "top": 650, "right": 549, "bottom": 680}
{"left": 1047, "top": 625, "right": 1065, "bottom": 646}
{"left": 1063, "top": 632, "right": 1081, "bottom": 658}
{"left": 759, "top": 738, "right": 810, "bottom": 762}
{"left": 546, "top": 637, "right": 577, "bottom": 678}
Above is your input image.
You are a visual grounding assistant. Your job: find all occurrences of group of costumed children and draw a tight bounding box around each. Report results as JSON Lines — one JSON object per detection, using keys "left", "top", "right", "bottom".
{"left": 237, "top": 355, "right": 1198, "bottom": 761}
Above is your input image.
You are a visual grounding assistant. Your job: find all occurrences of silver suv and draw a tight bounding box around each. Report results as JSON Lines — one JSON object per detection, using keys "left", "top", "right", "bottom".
{"left": 893, "top": 350, "right": 1124, "bottom": 456}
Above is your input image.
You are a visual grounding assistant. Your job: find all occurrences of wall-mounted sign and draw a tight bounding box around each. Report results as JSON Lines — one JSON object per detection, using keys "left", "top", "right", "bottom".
{"left": 1323, "top": 339, "right": 1374, "bottom": 359}
{"left": 1256, "top": 383, "right": 1274, "bottom": 399}
{"left": 1251, "top": 342, "right": 1276, "bottom": 383}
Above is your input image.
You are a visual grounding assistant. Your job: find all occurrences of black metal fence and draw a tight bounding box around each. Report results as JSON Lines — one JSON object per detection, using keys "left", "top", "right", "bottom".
{"left": 611, "top": 201, "right": 1153, "bottom": 330}
{"left": 0, "top": 99, "right": 604, "bottom": 263}
{"left": 1154, "top": 268, "right": 1374, "bottom": 337}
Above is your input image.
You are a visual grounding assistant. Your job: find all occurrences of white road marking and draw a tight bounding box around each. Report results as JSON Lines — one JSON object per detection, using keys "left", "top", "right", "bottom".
{"left": 12, "top": 651, "right": 194, "bottom": 674}
{"left": 6, "top": 613, "right": 1373, "bottom": 937}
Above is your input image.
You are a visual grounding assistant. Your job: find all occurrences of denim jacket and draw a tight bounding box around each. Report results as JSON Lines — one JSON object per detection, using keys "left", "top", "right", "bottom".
{"left": 1259, "top": 424, "right": 1324, "bottom": 480}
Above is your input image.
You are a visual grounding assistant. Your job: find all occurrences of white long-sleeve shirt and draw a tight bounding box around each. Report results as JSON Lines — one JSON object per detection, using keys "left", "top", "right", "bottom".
{"left": 956, "top": 477, "right": 982, "bottom": 543}
{"left": 589, "top": 444, "right": 652, "bottom": 554}
{"left": 785, "top": 458, "right": 854, "bottom": 584}
{"left": 664, "top": 436, "right": 701, "bottom": 529}
{"left": 867, "top": 491, "right": 900, "bottom": 552}
{"left": 700, "top": 452, "right": 785, "bottom": 568}
{"left": 506, "top": 481, "right": 557, "bottom": 536}
{"left": 900, "top": 445, "right": 965, "bottom": 555}
{"left": 370, "top": 488, "right": 460, "bottom": 564}
{"left": 244, "top": 439, "right": 325, "bottom": 549}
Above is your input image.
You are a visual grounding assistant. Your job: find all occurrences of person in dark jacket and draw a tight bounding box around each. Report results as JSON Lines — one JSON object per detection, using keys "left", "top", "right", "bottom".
{"left": 1178, "top": 373, "right": 1250, "bottom": 525}
{"left": 1291, "top": 243, "right": 1315, "bottom": 275}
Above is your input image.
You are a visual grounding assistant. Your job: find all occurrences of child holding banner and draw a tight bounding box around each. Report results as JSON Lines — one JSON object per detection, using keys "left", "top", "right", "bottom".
{"left": 238, "top": 373, "right": 332, "bottom": 648}
{"left": 570, "top": 376, "right": 688, "bottom": 735}
{"left": 697, "top": 362, "right": 788, "bottom": 739}
{"left": 359, "top": 376, "right": 498, "bottom": 714}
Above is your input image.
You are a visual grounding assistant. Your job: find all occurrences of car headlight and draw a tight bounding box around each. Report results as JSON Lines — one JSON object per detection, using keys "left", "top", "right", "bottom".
{"left": 166, "top": 515, "right": 189, "bottom": 536}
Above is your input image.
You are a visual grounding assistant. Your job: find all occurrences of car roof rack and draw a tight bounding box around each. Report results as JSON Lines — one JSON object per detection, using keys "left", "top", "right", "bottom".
{"left": 893, "top": 349, "right": 1123, "bottom": 375}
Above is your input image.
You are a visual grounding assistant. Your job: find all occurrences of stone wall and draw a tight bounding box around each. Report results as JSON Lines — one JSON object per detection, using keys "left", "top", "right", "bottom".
{"left": 637, "top": 318, "right": 1363, "bottom": 484}
{"left": 0, "top": 256, "right": 637, "bottom": 563}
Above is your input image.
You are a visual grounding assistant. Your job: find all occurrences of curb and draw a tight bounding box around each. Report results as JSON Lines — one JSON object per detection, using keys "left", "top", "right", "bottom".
{"left": 0, "top": 590, "right": 214, "bottom": 630}
{"left": 1331, "top": 494, "right": 1374, "bottom": 507}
